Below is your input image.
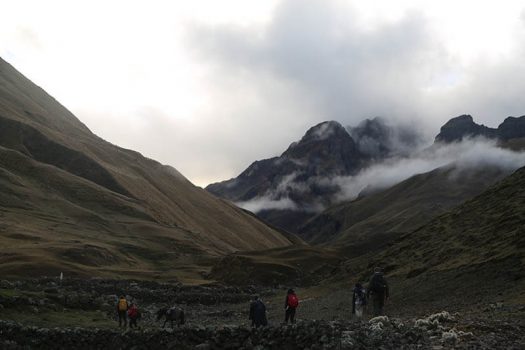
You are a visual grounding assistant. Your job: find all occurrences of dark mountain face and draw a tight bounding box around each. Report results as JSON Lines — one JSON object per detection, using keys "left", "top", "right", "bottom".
{"left": 207, "top": 121, "right": 365, "bottom": 204}
{"left": 348, "top": 117, "right": 422, "bottom": 158}
{"left": 300, "top": 115, "right": 525, "bottom": 245}
{"left": 206, "top": 121, "right": 369, "bottom": 232}
{"left": 435, "top": 115, "right": 497, "bottom": 142}
{"left": 282, "top": 121, "right": 362, "bottom": 176}
{"left": 209, "top": 112, "right": 525, "bottom": 240}
{"left": 498, "top": 116, "right": 525, "bottom": 140}
{"left": 435, "top": 114, "right": 525, "bottom": 143}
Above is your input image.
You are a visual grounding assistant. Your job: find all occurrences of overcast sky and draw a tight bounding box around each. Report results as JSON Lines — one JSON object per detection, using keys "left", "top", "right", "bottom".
{"left": 2, "top": 0, "right": 525, "bottom": 186}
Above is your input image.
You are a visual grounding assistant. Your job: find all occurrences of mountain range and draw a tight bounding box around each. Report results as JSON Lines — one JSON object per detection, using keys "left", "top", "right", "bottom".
{"left": 207, "top": 114, "right": 525, "bottom": 242}
{"left": 206, "top": 118, "right": 423, "bottom": 232}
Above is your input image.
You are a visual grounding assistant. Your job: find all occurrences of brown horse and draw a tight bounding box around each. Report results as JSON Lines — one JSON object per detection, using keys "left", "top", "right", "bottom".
{"left": 156, "top": 307, "right": 185, "bottom": 328}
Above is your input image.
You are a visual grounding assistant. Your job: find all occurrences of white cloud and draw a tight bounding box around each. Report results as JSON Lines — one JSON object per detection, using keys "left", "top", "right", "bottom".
{"left": 236, "top": 138, "right": 525, "bottom": 214}
{"left": 236, "top": 196, "right": 298, "bottom": 213}
{"left": 1, "top": 0, "right": 525, "bottom": 186}
{"left": 330, "top": 138, "right": 525, "bottom": 202}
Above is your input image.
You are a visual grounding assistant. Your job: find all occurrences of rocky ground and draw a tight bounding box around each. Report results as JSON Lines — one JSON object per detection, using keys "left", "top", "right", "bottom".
{"left": 0, "top": 279, "right": 524, "bottom": 349}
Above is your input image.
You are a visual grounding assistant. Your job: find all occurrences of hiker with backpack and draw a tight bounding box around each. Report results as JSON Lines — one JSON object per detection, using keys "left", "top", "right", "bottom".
{"left": 284, "top": 288, "right": 299, "bottom": 324}
{"left": 249, "top": 295, "right": 268, "bottom": 328}
{"left": 127, "top": 302, "right": 140, "bottom": 329}
{"left": 352, "top": 282, "right": 367, "bottom": 319}
{"left": 367, "top": 267, "right": 389, "bottom": 316}
{"left": 116, "top": 295, "right": 129, "bottom": 328}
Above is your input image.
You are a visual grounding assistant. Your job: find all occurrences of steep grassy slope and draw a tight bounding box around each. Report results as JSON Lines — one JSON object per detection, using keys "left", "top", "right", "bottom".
{"left": 0, "top": 58, "right": 292, "bottom": 280}
{"left": 300, "top": 166, "right": 509, "bottom": 247}
{"left": 373, "top": 166, "right": 525, "bottom": 276}
{"left": 352, "top": 166, "right": 525, "bottom": 305}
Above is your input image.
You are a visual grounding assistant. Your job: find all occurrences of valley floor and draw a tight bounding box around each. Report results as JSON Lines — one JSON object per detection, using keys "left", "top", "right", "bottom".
{"left": 0, "top": 279, "right": 524, "bottom": 349}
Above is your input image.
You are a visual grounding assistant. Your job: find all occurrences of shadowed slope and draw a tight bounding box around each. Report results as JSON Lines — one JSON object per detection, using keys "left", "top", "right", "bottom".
{"left": 299, "top": 165, "right": 509, "bottom": 247}
{"left": 372, "top": 165, "right": 525, "bottom": 277}
{"left": 342, "top": 166, "right": 525, "bottom": 307}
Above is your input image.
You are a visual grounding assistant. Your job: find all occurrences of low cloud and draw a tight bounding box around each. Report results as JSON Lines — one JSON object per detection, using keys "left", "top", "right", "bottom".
{"left": 236, "top": 196, "right": 299, "bottom": 213}
{"left": 311, "top": 122, "right": 339, "bottom": 141}
{"left": 236, "top": 171, "right": 325, "bottom": 213}
{"left": 348, "top": 118, "right": 426, "bottom": 158}
{"left": 330, "top": 138, "right": 525, "bottom": 202}
{"left": 236, "top": 138, "right": 525, "bottom": 213}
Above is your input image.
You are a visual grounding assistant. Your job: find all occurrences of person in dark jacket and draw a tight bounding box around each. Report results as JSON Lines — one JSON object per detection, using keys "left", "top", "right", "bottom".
{"left": 367, "top": 267, "right": 389, "bottom": 316}
{"left": 249, "top": 296, "right": 267, "bottom": 328}
{"left": 352, "top": 282, "right": 367, "bottom": 318}
{"left": 284, "top": 289, "right": 299, "bottom": 324}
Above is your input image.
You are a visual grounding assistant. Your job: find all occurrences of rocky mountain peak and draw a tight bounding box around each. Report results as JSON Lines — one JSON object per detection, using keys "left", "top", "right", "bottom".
{"left": 281, "top": 120, "right": 360, "bottom": 175}
{"left": 284, "top": 121, "right": 351, "bottom": 153}
{"left": 302, "top": 120, "right": 347, "bottom": 141}
{"left": 435, "top": 114, "right": 525, "bottom": 143}
{"left": 435, "top": 114, "right": 497, "bottom": 143}
{"left": 497, "top": 115, "right": 525, "bottom": 141}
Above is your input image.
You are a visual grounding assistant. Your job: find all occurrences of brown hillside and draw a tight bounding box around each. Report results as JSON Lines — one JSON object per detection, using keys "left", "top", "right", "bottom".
{"left": 0, "top": 58, "right": 292, "bottom": 281}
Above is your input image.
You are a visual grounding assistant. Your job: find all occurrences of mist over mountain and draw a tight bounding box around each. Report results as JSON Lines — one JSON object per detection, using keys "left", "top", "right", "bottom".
{"left": 299, "top": 164, "right": 510, "bottom": 245}
{"left": 207, "top": 121, "right": 369, "bottom": 232}
{"left": 207, "top": 114, "right": 525, "bottom": 236}
{"left": 347, "top": 117, "right": 424, "bottom": 158}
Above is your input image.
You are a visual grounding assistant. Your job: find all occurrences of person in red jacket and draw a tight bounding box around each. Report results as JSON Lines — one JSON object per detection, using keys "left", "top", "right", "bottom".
{"left": 284, "top": 288, "right": 299, "bottom": 324}
{"left": 127, "top": 303, "right": 140, "bottom": 329}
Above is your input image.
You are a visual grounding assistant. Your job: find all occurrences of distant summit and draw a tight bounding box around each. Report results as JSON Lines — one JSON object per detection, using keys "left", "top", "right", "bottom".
{"left": 206, "top": 120, "right": 368, "bottom": 232}
{"left": 348, "top": 117, "right": 422, "bottom": 158}
{"left": 498, "top": 116, "right": 525, "bottom": 140}
{"left": 206, "top": 119, "right": 417, "bottom": 233}
{"left": 208, "top": 113, "right": 525, "bottom": 237}
{"left": 282, "top": 121, "right": 361, "bottom": 176}
{"left": 207, "top": 121, "right": 364, "bottom": 204}
{"left": 435, "top": 114, "right": 525, "bottom": 143}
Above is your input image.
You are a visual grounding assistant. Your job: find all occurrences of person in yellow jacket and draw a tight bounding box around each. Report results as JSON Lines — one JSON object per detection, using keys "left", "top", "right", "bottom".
{"left": 116, "top": 295, "right": 129, "bottom": 328}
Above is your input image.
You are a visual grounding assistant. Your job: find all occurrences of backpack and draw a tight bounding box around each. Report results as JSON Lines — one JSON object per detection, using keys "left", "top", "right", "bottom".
{"left": 354, "top": 287, "right": 367, "bottom": 305}
{"left": 254, "top": 300, "right": 265, "bottom": 314}
{"left": 118, "top": 298, "right": 128, "bottom": 311}
{"left": 287, "top": 294, "right": 299, "bottom": 308}
{"left": 128, "top": 306, "right": 137, "bottom": 318}
{"left": 369, "top": 274, "right": 387, "bottom": 294}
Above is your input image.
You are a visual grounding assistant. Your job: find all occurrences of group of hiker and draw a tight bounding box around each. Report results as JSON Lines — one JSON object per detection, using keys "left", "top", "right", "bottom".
{"left": 249, "top": 288, "right": 299, "bottom": 328}
{"left": 115, "top": 267, "right": 389, "bottom": 328}
{"left": 352, "top": 267, "right": 390, "bottom": 318}
{"left": 248, "top": 267, "right": 389, "bottom": 328}
{"left": 116, "top": 295, "right": 141, "bottom": 328}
